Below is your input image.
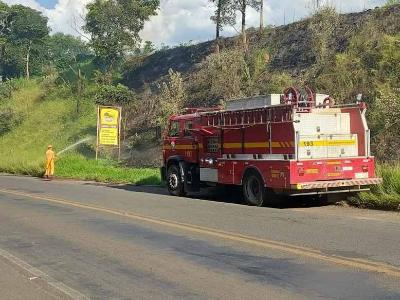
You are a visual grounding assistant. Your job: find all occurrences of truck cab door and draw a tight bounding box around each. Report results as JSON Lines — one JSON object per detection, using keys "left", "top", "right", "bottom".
{"left": 164, "top": 120, "right": 180, "bottom": 155}
{"left": 181, "top": 120, "right": 199, "bottom": 163}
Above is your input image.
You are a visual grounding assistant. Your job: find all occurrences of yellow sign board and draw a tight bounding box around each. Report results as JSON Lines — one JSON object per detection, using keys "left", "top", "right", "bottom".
{"left": 100, "top": 108, "right": 119, "bottom": 126}
{"left": 99, "top": 127, "right": 119, "bottom": 146}
{"left": 97, "top": 107, "right": 121, "bottom": 146}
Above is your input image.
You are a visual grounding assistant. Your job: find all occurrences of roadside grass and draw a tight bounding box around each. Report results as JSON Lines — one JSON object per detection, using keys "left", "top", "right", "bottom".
{"left": 56, "top": 154, "right": 161, "bottom": 185}
{"left": 348, "top": 163, "right": 400, "bottom": 211}
{"left": 0, "top": 79, "right": 160, "bottom": 185}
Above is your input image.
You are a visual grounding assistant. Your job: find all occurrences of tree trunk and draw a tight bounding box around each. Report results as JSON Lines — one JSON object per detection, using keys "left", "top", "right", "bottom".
{"left": 215, "top": 0, "right": 221, "bottom": 53}
{"left": 260, "top": 0, "right": 264, "bottom": 32}
{"left": 216, "top": 0, "right": 221, "bottom": 40}
{"left": 76, "top": 68, "right": 82, "bottom": 114}
{"left": 241, "top": 1, "right": 247, "bottom": 46}
{"left": 25, "top": 41, "right": 32, "bottom": 79}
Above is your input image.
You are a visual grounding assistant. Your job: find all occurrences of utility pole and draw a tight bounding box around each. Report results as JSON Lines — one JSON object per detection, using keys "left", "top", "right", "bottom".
{"left": 283, "top": 9, "right": 286, "bottom": 26}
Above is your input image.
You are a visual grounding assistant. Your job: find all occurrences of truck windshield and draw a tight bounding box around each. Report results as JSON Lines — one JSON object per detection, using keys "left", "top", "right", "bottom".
{"left": 169, "top": 121, "right": 180, "bottom": 137}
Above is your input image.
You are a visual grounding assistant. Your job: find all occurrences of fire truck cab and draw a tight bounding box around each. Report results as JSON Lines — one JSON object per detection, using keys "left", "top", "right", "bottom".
{"left": 161, "top": 87, "right": 382, "bottom": 206}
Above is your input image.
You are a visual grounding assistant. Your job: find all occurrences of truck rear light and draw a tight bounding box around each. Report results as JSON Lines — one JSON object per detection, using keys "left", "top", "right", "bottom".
{"left": 362, "top": 165, "right": 369, "bottom": 172}
{"left": 298, "top": 167, "right": 305, "bottom": 176}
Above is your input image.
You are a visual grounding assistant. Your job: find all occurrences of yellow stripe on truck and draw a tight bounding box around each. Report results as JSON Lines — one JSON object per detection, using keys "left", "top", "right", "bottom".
{"left": 224, "top": 142, "right": 286, "bottom": 149}
{"left": 163, "top": 144, "right": 198, "bottom": 150}
{"left": 299, "top": 140, "right": 356, "bottom": 147}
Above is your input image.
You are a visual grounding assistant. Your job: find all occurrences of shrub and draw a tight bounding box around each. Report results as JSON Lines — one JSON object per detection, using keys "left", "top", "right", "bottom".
{"left": 0, "top": 108, "right": 23, "bottom": 135}
{"left": 95, "top": 83, "right": 135, "bottom": 106}
{"left": 0, "top": 79, "right": 20, "bottom": 99}
{"left": 41, "top": 66, "right": 59, "bottom": 90}
{"left": 189, "top": 47, "right": 271, "bottom": 105}
{"left": 369, "top": 86, "right": 400, "bottom": 161}
{"left": 349, "top": 163, "right": 400, "bottom": 211}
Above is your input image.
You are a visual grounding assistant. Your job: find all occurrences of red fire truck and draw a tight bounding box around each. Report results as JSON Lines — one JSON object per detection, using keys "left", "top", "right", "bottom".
{"left": 161, "top": 87, "right": 382, "bottom": 206}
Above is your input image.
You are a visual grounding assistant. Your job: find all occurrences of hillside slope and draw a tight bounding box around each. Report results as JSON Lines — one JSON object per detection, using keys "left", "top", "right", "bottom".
{"left": 0, "top": 80, "right": 160, "bottom": 183}
{"left": 0, "top": 80, "right": 96, "bottom": 174}
{"left": 124, "top": 5, "right": 400, "bottom": 90}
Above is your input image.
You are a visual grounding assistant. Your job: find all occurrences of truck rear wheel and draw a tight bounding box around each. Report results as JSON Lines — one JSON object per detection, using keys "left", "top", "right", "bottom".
{"left": 243, "top": 171, "right": 267, "bottom": 207}
{"left": 167, "top": 165, "right": 186, "bottom": 197}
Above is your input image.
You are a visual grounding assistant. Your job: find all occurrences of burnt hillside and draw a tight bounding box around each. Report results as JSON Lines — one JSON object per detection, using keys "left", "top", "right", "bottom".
{"left": 123, "top": 5, "right": 400, "bottom": 90}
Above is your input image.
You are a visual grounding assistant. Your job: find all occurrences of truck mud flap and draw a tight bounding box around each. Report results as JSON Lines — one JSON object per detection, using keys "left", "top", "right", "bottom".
{"left": 160, "top": 167, "right": 167, "bottom": 181}
{"left": 180, "top": 162, "right": 200, "bottom": 193}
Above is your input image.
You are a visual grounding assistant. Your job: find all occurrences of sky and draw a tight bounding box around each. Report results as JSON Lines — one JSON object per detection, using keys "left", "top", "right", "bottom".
{"left": 4, "top": 0, "right": 388, "bottom": 46}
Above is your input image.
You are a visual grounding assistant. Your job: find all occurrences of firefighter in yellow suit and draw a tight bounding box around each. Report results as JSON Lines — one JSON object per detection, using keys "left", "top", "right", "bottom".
{"left": 44, "top": 145, "right": 55, "bottom": 179}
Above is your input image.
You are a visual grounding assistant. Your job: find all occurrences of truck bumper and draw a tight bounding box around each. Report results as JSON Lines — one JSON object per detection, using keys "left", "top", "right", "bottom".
{"left": 288, "top": 178, "right": 383, "bottom": 196}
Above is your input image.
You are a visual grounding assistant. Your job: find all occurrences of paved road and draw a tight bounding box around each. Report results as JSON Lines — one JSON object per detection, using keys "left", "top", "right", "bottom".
{"left": 0, "top": 175, "right": 399, "bottom": 299}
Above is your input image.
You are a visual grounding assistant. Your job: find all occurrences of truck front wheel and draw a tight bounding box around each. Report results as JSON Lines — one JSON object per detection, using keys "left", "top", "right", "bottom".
{"left": 167, "top": 165, "right": 186, "bottom": 197}
{"left": 243, "top": 171, "right": 267, "bottom": 207}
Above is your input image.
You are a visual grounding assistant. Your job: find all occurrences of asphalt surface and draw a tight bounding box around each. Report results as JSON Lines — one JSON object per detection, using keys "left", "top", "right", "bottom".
{"left": 0, "top": 175, "right": 399, "bottom": 299}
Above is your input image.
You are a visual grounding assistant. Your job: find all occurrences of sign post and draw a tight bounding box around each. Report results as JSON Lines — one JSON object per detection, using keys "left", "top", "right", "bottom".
{"left": 96, "top": 106, "right": 122, "bottom": 160}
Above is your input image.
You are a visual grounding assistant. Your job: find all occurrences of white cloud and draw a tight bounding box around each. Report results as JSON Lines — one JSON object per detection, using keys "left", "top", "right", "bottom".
{"left": 141, "top": 0, "right": 215, "bottom": 45}
{"left": 4, "top": 0, "right": 387, "bottom": 46}
{"left": 46, "top": 0, "right": 90, "bottom": 37}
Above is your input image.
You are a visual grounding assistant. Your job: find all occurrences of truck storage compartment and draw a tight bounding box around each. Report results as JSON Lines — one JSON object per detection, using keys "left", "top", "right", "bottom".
{"left": 294, "top": 110, "right": 360, "bottom": 159}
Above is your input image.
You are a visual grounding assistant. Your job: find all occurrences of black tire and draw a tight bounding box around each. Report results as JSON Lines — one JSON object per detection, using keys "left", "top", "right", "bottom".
{"left": 243, "top": 170, "right": 267, "bottom": 207}
{"left": 167, "top": 164, "right": 186, "bottom": 197}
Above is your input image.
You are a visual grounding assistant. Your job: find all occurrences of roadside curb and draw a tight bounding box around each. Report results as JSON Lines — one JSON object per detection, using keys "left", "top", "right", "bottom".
{"left": 0, "top": 173, "right": 164, "bottom": 188}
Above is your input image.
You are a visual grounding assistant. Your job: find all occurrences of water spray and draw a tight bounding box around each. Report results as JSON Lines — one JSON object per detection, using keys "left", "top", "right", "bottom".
{"left": 57, "top": 137, "right": 94, "bottom": 156}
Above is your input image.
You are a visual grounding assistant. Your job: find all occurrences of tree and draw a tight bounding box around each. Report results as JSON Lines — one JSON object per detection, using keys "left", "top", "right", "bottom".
{"left": 226, "top": 1, "right": 260, "bottom": 46}
{"left": 210, "top": 0, "right": 235, "bottom": 39}
{"left": 0, "top": 2, "right": 9, "bottom": 75}
{"left": 6, "top": 5, "right": 49, "bottom": 79}
{"left": 84, "top": 0, "right": 159, "bottom": 70}
{"left": 157, "top": 69, "right": 187, "bottom": 127}
{"left": 306, "top": 7, "right": 339, "bottom": 87}
{"left": 385, "top": 0, "right": 400, "bottom": 6}
{"left": 210, "top": 0, "right": 237, "bottom": 53}
{"left": 0, "top": 1, "right": 9, "bottom": 38}
{"left": 142, "top": 41, "right": 155, "bottom": 55}
{"left": 47, "top": 33, "right": 91, "bottom": 71}
{"left": 237, "top": 0, "right": 248, "bottom": 45}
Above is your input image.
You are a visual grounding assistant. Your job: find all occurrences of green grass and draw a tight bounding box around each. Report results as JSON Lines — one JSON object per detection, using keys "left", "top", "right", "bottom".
{"left": 0, "top": 80, "right": 96, "bottom": 175}
{"left": 0, "top": 79, "right": 160, "bottom": 185}
{"left": 56, "top": 154, "right": 160, "bottom": 185}
{"left": 348, "top": 163, "right": 400, "bottom": 211}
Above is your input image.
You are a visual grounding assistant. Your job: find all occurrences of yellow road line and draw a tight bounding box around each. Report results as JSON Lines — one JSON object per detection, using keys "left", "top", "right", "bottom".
{"left": 1, "top": 188, "right": 399, "bottom": 278}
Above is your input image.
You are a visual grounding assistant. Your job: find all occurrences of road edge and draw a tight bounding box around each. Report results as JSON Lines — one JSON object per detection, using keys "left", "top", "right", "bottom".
{"left": 0, "top": 247, "right": 89, "bottom": 300}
